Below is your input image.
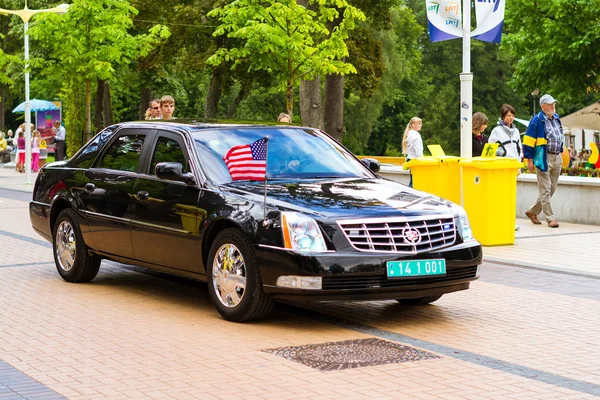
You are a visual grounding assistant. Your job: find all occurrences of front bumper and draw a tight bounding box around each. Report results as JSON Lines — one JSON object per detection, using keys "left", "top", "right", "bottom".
{"left": 255, "top": 240, "right": 482, "bottom": 301}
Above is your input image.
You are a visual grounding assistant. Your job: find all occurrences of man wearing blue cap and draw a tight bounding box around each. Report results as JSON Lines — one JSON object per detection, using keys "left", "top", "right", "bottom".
{"left": 523, "top": 94, "right": 563, "bottom": 228}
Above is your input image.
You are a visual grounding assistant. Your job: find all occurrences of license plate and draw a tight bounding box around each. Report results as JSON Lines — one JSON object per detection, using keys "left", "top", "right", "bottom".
{"left": 386, "top": 259, "right": 446, "bottom": 278}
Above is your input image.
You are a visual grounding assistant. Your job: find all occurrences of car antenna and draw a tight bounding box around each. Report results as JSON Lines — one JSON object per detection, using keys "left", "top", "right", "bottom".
{"left": 262, "top": 136, "right": 270, "bottom": 227}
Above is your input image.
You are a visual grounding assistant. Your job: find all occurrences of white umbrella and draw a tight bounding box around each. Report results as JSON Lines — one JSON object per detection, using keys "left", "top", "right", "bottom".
{"left": 561, "top": 102, "right": 600, "bottom": 130}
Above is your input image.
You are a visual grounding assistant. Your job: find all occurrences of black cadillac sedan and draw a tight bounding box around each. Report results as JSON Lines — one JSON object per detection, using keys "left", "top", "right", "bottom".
{"left": 30, "top": 121, "right": 481, "bottom": 322}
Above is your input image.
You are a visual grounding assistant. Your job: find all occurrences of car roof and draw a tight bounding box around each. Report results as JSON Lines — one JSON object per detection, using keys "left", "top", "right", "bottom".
{"left": 116, "top": 119, "right": 305, "bottom": 132}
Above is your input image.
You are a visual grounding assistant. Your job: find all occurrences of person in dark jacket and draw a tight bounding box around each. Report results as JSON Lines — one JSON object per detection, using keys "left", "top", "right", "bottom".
{"left": 472, "top": 112, "right": 489, "bottom": 157}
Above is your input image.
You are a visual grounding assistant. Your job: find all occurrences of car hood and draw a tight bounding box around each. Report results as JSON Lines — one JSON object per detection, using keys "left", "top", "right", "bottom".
{"left": 222, "top": 178, "right": 456, "bottom": 220}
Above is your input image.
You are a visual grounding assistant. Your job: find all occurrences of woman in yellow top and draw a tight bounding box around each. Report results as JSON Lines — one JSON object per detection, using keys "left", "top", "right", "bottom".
{"left": 0, "top": 132, "right": 7, "bottom": 152}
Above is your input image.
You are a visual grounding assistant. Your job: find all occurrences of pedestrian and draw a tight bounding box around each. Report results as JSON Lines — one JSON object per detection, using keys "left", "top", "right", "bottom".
{"left": 402, "top": 116, "right": 423, "bottom": 188}
{"left": 160, "top": 95, "right": 175, "bottom": 120}
{"left": 277, "top": 113, "right": 291, "bottom": 123}
{"left": 471, "top": 112, "right": 489, "bottom": 157}
{"left": 0, "top": 132, "right": 6, "bottom": 152}
{"left": 523, "top": 94, "right": 563, "bottom": 228}
{"left": 53, "top": 120, "right": 66, "bottom": 161}
{"left": 0, "top": 132, "right": 9, "bottom": 164}
{"left": 144, "top": 99, "right": 162, "bottom": 120}
{"left": 488, "top": 104, "right": 522, "bottom": 160}
{"left": 6, "top": 129, "right": 14, "bottom": 152}
{"left": 488, "top": 104, "right": 523, "bottom": 231}
{"left": 16, "top": 131, "right": 25, "bottom": 173}
{"left": 31, "top": 129, "right": 41, "bottom": 172}
{"left": 568, "top": 144, "right": 577, "bottom": 168}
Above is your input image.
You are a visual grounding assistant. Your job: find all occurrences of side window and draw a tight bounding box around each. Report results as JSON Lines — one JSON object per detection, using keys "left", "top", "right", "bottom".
{"left": 72, "top": 127, "right": 114, "bottom": 169}
{"left": 99, "top": 134, "right": 145, "bottom": 172}
{"left": 150, "top": 136, "right": 187, "bottom": 175}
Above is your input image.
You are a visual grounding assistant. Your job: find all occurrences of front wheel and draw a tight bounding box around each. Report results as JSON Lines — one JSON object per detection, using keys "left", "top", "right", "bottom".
{"left": 53, "top": 208, "right": 101, "bottom": 283}
{"left": 396, "top": 295, "right": 443, "bottom": 306}
{"left": 207, "top": 228, "right": 273, "bottom": 322}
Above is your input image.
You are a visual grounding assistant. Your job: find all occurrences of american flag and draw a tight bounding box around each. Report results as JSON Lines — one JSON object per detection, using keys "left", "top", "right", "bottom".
{"left": 223, "top": 137, "right": 268, "bottom": 181}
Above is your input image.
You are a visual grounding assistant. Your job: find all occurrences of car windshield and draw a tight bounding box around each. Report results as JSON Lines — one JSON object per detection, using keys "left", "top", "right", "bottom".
{"left": 191, "top": 127, "right": 372, "bottom": 183}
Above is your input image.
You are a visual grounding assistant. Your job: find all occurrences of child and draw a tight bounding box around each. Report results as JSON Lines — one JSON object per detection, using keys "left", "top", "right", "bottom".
{"left": 16, "top": 131, "right": 25, "bottom": 173}
{"left": 160, "top": 95, "right": 175, "bottom": 120}
{"left": 31, "top": 129, "right": 41, "bottom": 172}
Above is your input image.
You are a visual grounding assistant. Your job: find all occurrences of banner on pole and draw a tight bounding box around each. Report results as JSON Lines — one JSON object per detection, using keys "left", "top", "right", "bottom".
{"left": 426, "top": 0, "right": 505, "bottom": 43}
{"left": 426, "top": 1, "right": 462, "bottom": 42}
{"left": 472, "top": 0, "right": 504, "bottom": 43}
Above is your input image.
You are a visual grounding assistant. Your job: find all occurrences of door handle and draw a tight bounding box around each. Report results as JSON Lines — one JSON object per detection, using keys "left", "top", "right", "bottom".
{"left": 85, "top": 183, "right": 95, "bottom": 193}
{"left": 137, "top": 191, "right": 149, "bottom": 200}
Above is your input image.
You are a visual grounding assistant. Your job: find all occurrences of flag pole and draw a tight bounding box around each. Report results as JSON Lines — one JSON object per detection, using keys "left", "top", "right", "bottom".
{"left": 262, "top": 136, "right": 269, "bottom": 226}
{"left": 460, "top": 0, "right": 472, "bottom": 159}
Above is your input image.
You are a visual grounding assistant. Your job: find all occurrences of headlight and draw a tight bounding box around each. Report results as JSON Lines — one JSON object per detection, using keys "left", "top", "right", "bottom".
{"left": 456, "top": 206, "right": 473, "bottom": 241}
{"left": 281, "top": 212, "right": 327, "bottom": 252}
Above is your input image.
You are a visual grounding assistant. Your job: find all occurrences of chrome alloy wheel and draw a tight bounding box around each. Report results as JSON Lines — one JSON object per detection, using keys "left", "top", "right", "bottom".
{"left": 212, "top": 243, "right": 247, "bottom": 308}
{"left": 55, "top": 220, "right": 76, "bottom": 272}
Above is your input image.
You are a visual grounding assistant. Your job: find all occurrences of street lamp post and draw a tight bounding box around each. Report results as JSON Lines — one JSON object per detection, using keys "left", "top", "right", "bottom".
{"left": 531, "top": 88, "right": 540, "bottom": 119}
{"left": 0, "top": 1, "right": 68, "bottom": 184}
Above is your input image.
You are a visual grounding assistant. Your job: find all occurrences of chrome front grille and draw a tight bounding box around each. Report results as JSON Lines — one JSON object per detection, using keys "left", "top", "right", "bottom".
{"left": 338, "top": 215, "right": 456, "bottom": 254}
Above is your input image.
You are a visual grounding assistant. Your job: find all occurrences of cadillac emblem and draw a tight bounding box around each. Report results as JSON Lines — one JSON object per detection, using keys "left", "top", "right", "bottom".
{"left": 402, "top": 227, "right": 421, "bottom": 245}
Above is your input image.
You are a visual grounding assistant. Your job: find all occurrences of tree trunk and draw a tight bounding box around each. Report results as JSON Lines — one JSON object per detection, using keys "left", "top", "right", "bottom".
{"left": 0, "top": 84, "right": 5, "bottom": 132}
{"left": 226, "top": 84, "right": 250, "bottom": 119}
{"left": 324, "top": 74, "right": 345, "bottom": 141}
{"left": 140, "top": 88, "right": 152, "bottom": 120}
{"left": 286, "top": 79, "right": 294, "bottom": 118}
{"left": 85, "top": 79, "right": 92, "bottom": 142}
{"left": 94, "top": 79, "right": 104, "bottom": 133}
{"left": 103, "top": 81, "right": 113, "bottom": 126}
{"left": 205, "top": 64, "right": 226, "bottom": 119}
{"left": 300, "top": 76, "right": 323, "bottom": 129}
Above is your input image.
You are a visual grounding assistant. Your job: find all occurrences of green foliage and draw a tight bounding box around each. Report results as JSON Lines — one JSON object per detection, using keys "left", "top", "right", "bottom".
{"left": 30, "top": 0, "right": 169, "bottom": 83}
{"left": 503, "top": 0, "right": 600, "bottom": 102}
{"left": 207, "top": 0, "right": 366, "bottom": 115}
{"left": 345, "top": 5, "right": 426, "bottom": 155}
{"left": 61, "top": 79, "right": 86, "bottom": 157}
{"left": 0, "top": 47, "right": 16, "bottom": 87}
{"left": 383, "top": 143, "right": 401, "bottom": 156}
{"left": 28, "top": 0, "right": 170, "bottom": 139}
{"left": 0, "top": 30, "right": 20, "bottom": 87}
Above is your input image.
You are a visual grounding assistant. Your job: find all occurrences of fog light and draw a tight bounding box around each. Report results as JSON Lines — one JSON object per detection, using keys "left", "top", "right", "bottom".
{"left": 276, "top": 276, "right": 322, "bottom": 290}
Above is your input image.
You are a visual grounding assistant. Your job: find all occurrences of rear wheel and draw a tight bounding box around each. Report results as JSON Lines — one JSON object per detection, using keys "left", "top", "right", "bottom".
{"left": 53, "top": 209, "right": 101, "bottom": 283}
{"left": 396, "top": 295, "right": 443, "bottom": 305}
{"left": 207, "top": 228, "right": 273, "bottom": 322}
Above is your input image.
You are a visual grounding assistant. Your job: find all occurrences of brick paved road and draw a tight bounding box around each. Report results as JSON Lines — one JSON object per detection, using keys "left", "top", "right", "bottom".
{"left": 1, "top": 189, "right": 599, "bottom": 399}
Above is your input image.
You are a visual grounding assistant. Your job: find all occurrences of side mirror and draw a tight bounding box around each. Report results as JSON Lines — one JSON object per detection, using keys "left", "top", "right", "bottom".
{"left": 360, "top": 158, "right": 381, "bottom": 173}
{"left": 155, "top": 162, "right": 196, "bottom": 185}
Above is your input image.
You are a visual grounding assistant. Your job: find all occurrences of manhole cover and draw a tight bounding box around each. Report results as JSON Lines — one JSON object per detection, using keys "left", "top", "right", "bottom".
{"left": 262, "top": 338, "right": 440, "bottom": 371}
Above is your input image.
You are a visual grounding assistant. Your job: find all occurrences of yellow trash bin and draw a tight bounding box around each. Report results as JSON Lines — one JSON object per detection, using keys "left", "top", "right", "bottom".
{"left": 405, "top": 156, "right": 462, "bottom": 204}
{"left": 460, "top": 157, "right": 523, "bottom": 246}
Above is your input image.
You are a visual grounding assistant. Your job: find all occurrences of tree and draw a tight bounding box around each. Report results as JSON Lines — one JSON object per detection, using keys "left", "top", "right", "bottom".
{"left": 207, "top": 0, "right": 365, "bottom": 121}
{"left": 323, "top": 0, "right": 399, "bottom": 141}
{"left": 29, "top": 0, "right": 169, "bottom": 143}
{"left": 503, "top": 0, "right": 600, "bottom": 102}
{"left": 345, "top": 5, "right": 425, "bottom": 155}
{"left": 0, "top": 42, "right": 19, "bottom": 131}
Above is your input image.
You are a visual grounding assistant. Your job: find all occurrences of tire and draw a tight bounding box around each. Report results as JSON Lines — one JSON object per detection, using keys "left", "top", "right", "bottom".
{"left": 53, "top": 208, "right": 101, "bottom": 283}
{"left": 397, "top": 295, "right": 443, "bottom": 306}
{"left": 207, "top": 228, "right": 273, "bottom": 322}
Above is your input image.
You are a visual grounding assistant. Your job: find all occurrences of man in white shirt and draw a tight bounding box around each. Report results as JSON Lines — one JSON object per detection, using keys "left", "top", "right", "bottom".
{"left": 54, "top": 120, "right": 66, "bottom": 161}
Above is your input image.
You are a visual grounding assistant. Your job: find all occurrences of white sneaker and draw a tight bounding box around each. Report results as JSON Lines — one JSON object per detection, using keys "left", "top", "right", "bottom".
{"left": 515, "top": 224, "right": 520, "bottom": 231}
